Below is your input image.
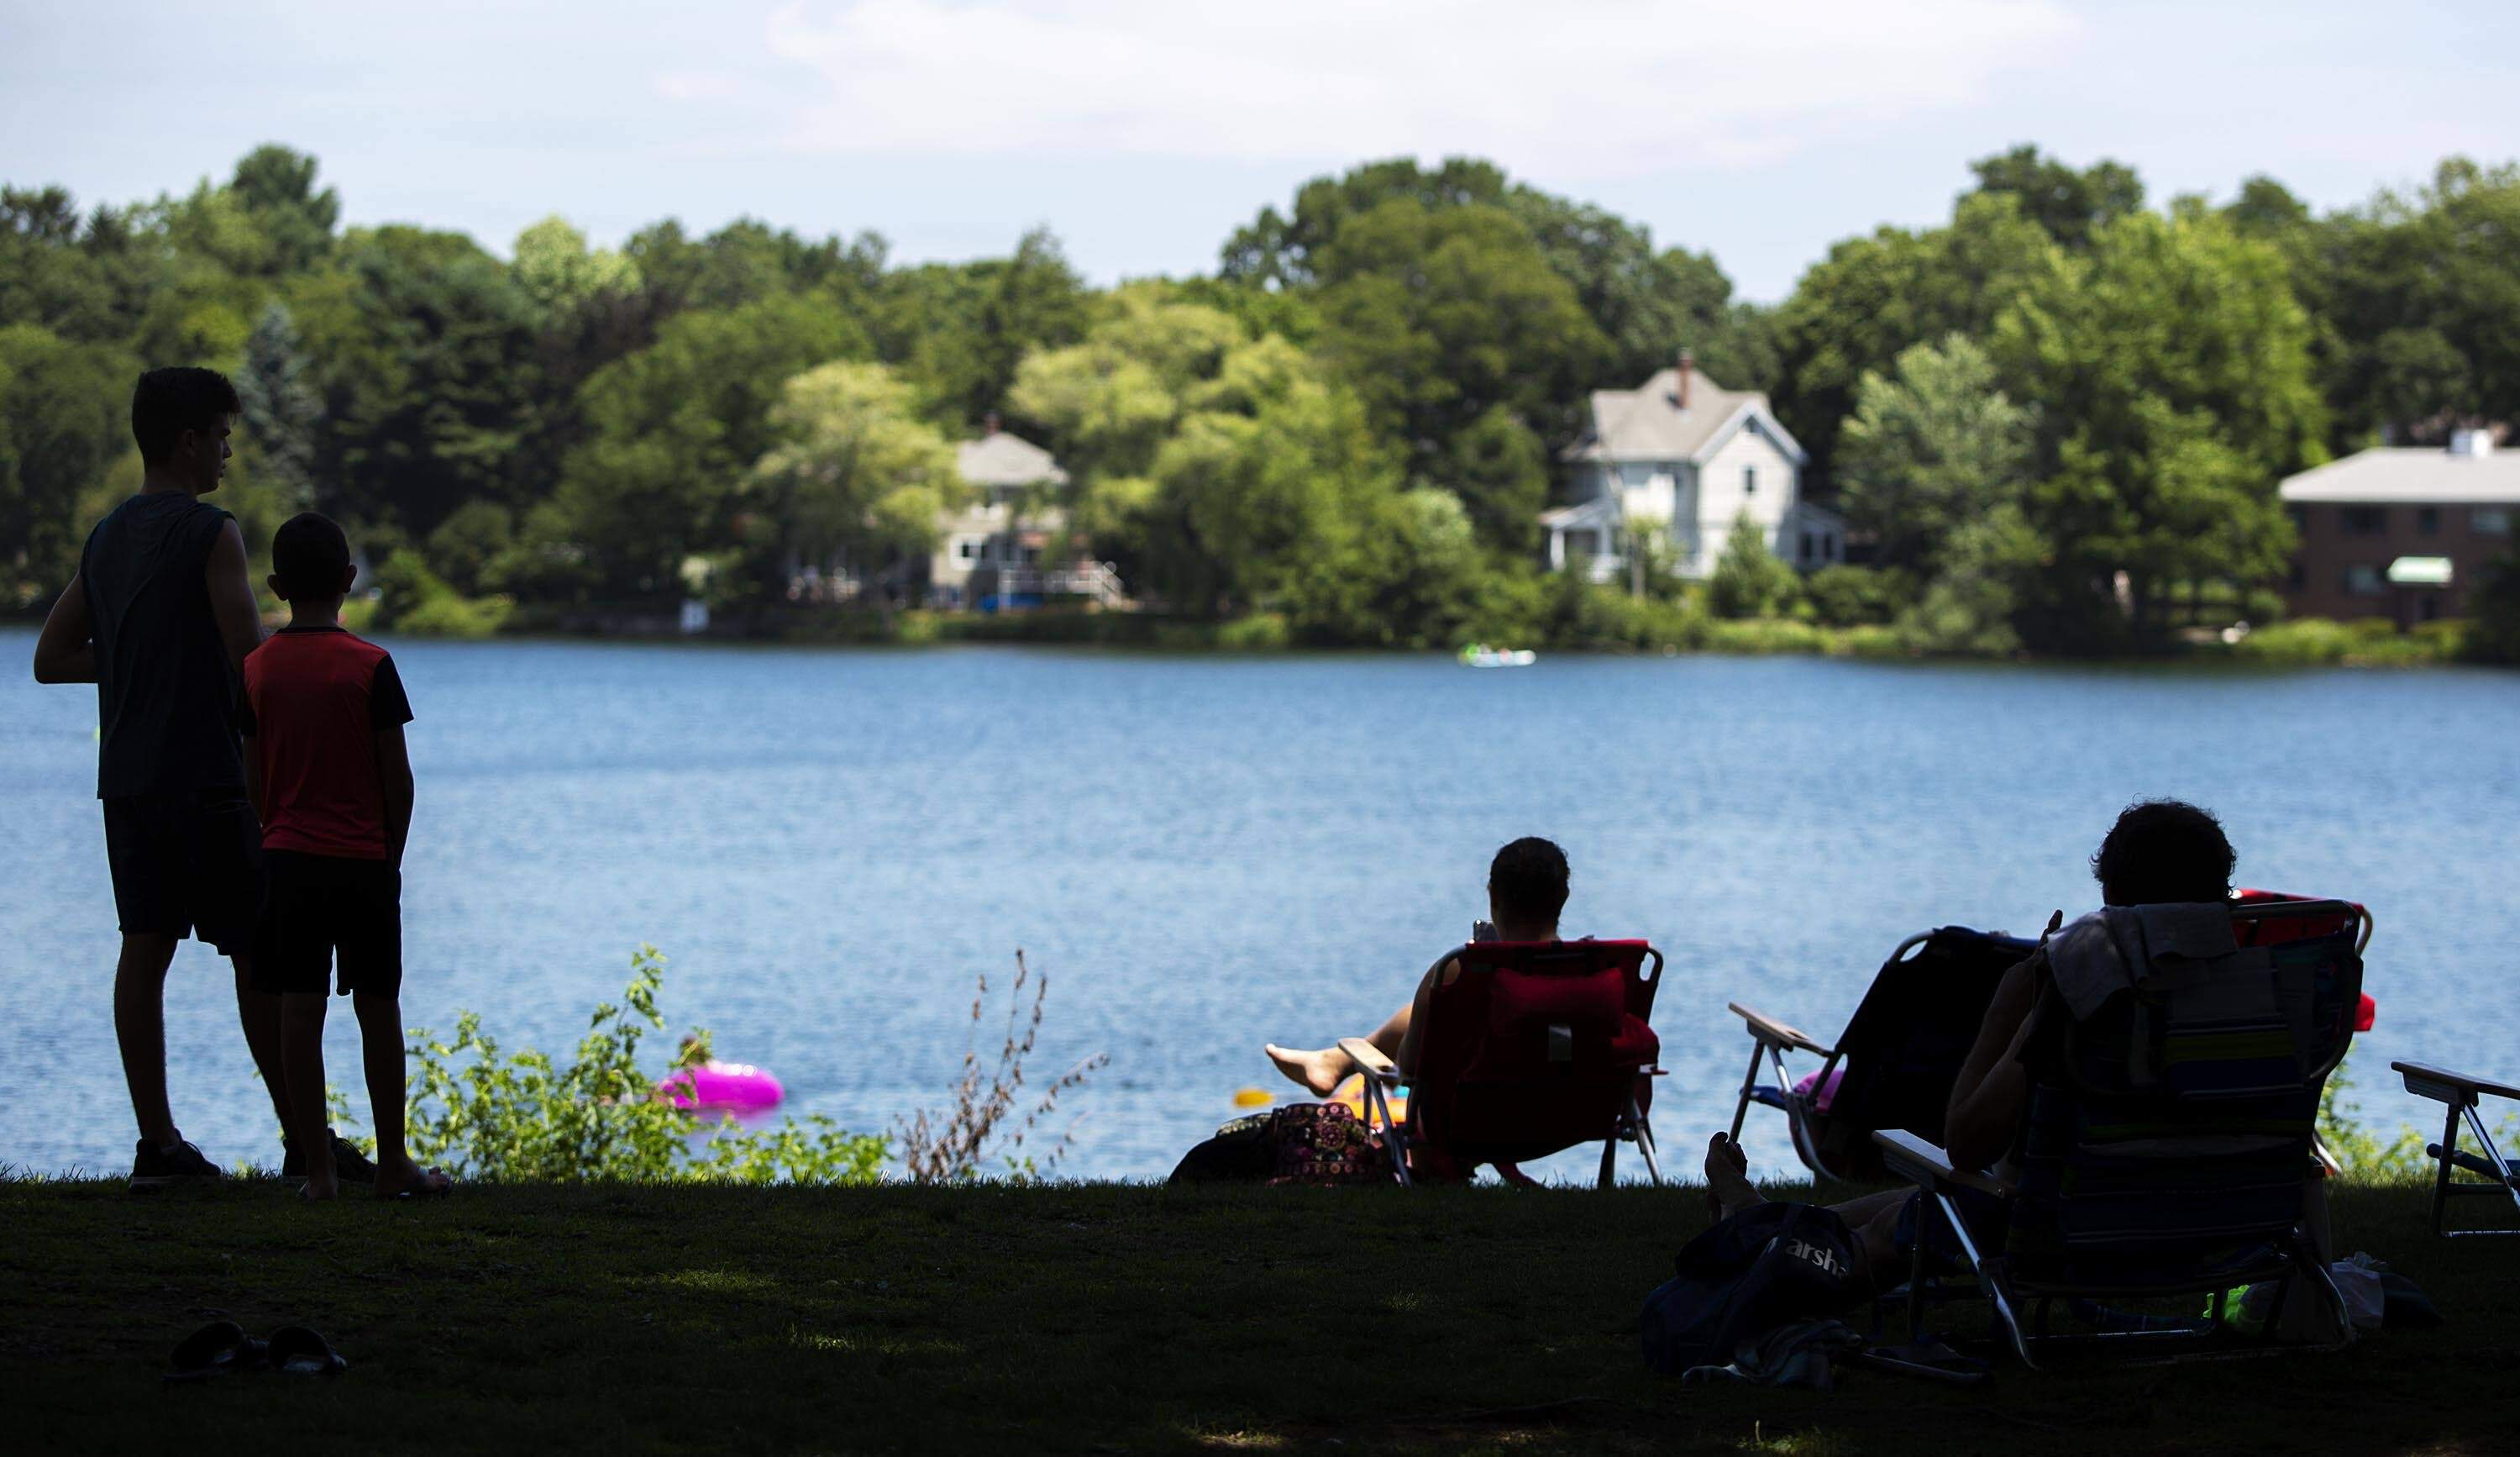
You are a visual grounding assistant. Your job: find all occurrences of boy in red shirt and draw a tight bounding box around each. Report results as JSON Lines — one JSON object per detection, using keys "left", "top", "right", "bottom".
{"left": 241, "top": 513, "right": 450, "bottom": 1201}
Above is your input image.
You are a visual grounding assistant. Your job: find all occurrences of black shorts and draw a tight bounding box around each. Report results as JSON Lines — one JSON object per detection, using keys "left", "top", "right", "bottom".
{"left": 102, "top": 794, "right": 263, "bottom": 955}
{"left": 254, "top": 850, "right": 402, "bottom": 997}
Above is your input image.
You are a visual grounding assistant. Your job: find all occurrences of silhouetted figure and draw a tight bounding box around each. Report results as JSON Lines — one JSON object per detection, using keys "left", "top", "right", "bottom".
{"left": 34, "top": 367, "right": 289, "bottom": 1186}
{"left": 1705, "top": 800, "right": 2241, "bottom": 1287}
{"left": 1265, "top": 836, "right": 1571, "bottom": 1092}
{"left": 242, "top": 513, "right": 450, "bottom": 1201}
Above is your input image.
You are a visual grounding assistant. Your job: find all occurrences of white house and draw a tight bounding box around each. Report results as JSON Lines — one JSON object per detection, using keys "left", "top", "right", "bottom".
{"left": 927, "top": 424, "right": 1071, "bottom": 608}
{"left": 1543, "top": 352, "right": 1843, "bottom": 583}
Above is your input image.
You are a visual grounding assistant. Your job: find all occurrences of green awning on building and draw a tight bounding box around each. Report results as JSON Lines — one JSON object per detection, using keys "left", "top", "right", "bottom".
{"left": 2386, "top": 556, "right": 2454, "bottom": 586}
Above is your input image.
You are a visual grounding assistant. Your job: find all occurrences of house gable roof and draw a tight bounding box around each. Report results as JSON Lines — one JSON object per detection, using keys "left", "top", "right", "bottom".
{"left": 1563, "top": 367, "right": 1808, "bottom": 467}
{"left": 957, "top": 431, "right": 1069, "bottom": 488}
{"left": 2280, "top": 447, "right": 2520, "bottom": 505}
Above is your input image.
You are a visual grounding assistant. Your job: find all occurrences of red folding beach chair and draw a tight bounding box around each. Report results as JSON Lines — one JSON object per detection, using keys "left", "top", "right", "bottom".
{"left": 1341, "top": 939, "right": 1664, "bottom": 1187}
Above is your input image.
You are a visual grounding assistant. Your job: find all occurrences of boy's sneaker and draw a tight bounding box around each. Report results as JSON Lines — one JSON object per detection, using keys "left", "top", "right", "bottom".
{"left": 130, "top": 1139, "right": 223, "bottom": 1190}
{"left": 281, "top": 1130, "right": 378, "bottom": 1183}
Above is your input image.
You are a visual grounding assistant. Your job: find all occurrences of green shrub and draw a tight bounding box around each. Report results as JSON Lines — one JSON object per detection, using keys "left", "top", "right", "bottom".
{"left": 370, "top": 548, "right": 513, "bottom": 639}
{"left": 1803, "top": 565, "right": 1918, "bottom": 627}
{"left": 2231, "top": 617, "right": 2355, "bottom": 665}
{"left": 1215, "top": 612, "right": 1291, "bottom": 650}
{"left": 405, "top": 945, "right": 886, "bottom": 1184}
{"left": 1707, "top": 513, "right": 1803, "bottom": 620}
{"left": 1704, "top": 618, "right": 1828, "bottom": 655}
{"left": 1833, "top": 624, "right": 1906, "bottom": 659}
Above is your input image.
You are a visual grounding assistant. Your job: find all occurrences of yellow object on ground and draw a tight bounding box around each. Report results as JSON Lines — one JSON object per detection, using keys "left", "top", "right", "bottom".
{"left": 1330, "top": 1074, "right": 1406, "bottom": 1126}
{"left": 1232, "top": 1087, "right": 1274, "bottom": 1108}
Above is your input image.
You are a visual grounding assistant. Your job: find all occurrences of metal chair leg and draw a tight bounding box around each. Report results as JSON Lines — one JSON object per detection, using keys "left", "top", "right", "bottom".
{"left": 1629, "top": 1094, "right": 1664, "bottom": 1186}
{"left": 1728, "top": 1041, "right": 1764, "bottom": 1142}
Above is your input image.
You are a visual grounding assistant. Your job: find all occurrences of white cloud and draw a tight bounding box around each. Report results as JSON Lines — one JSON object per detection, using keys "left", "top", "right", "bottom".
{"left": 736, "top": 0, "right": 2082, "bottom": 177}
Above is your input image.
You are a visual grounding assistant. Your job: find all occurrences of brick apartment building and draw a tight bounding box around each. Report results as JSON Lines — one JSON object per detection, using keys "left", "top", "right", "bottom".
{"left": 2280, "top": 432, "right": 2520, "bottom": 625}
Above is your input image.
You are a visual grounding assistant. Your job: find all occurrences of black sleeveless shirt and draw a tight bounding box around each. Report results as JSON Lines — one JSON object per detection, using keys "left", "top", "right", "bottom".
{"left": 80, "top": 492, "right": 247, "bottom": 799}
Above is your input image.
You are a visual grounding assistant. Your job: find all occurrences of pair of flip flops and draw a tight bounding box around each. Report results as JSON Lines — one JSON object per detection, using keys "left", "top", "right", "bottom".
{"left": 165, "top": 1321, "right": 345, "bottom": 1381}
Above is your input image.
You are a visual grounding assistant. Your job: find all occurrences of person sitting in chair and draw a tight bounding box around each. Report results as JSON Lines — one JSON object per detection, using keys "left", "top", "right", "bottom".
{"left": 1263, "top": 836, "right": 1568, "bottom": 1096}
{"left": 1703, "top": 799, "right": 2240, "bottom": 1287}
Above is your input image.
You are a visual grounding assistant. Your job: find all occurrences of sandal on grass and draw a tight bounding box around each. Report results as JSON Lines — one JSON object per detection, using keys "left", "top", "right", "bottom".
{"left": 165, "top": 1320, "right": 267, "bottom": 1383}
{"left": 265, "top": 1325, "right": 347, "bottom": 1376}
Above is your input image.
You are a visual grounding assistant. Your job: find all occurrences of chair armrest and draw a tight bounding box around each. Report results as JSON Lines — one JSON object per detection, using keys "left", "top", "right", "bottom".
{"left": 1872, "top": 1130, "right": 2016, "bottom": 1200}
{"left": 2393, "top": 1060, "right": 2520, "bottom": 1106}
{"left": 1727, "top": 1002, "right": 1835, "bottom": 1057}
{"left": 1339, "top": 1039, "right": 1402, "bottom": 1084}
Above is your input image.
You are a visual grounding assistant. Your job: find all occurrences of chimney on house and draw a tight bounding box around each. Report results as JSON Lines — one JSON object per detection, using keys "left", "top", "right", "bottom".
{"left": 982, "top": 411, "right": 1000, "bottom": 438}
{"left": 1675, "top": 349, "right": 1694, "bottom": 409}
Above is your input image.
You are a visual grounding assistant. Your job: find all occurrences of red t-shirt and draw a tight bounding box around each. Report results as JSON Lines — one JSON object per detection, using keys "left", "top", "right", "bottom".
{"left": 239, "top": 627, "right": 414, "bottom": 859}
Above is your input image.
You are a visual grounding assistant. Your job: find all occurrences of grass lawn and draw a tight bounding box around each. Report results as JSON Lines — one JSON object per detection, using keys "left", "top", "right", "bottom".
{"left": 5, "top": 1175, "right": 2514, "bottom": 1454}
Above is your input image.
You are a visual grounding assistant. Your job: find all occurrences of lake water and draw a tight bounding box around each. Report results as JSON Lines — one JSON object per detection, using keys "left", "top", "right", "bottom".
{"left": 3, "top": 631, "right": 2514, "bottom": 1183}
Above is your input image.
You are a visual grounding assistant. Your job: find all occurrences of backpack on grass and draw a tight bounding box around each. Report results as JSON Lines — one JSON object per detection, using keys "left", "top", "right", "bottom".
{"left": 1642, "top": 1202, "right": 1866, "bottom": 1376}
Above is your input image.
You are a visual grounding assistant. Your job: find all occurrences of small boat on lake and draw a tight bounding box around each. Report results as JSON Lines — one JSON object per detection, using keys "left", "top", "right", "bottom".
{"left": 1460, "top": 644, "right": 1537, "bottom": 668}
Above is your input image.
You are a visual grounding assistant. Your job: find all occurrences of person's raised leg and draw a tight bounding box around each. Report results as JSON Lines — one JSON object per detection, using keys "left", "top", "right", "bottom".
{"left": 1265, "top": 969, "right": 1429, "bottom": 1098}
{"left": 280, "top": 991, "right": 336, "bottom": 1199}
{"left": 354, "top": 991, "right": 445, "bottom": 1197}
{"left": 114, "top": 933, "right": 182, "bottom": 1147}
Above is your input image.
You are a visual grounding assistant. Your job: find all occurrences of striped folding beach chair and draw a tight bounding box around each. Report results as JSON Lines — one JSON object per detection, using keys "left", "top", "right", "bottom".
{"left": 1877, "top": 897, "right": 2365, "bottom": 1368}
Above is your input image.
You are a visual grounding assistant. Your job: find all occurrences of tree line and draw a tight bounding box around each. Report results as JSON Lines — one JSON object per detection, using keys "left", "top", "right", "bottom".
{"left": 5, "top": 144, "right": 2517, "bottom": 654}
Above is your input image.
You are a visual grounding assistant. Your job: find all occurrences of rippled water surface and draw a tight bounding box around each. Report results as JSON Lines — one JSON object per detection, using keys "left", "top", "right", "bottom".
{"left": 3, "top": 631, "right": 2513, "bottom": 1181}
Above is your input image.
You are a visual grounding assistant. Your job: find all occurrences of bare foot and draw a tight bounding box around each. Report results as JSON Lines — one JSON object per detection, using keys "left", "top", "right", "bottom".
{"left": 299, "top": 1174, "right": 340, "bottom": 1203}
{"left": 1263, "top": 1044, "right": 1352, "bottom": 1097}
{"left": 373, "top": 1156, "right": 454, "bottom": 1201}
{"left": 1704, "top": 1133, "right": 1762, "bottom": 1218}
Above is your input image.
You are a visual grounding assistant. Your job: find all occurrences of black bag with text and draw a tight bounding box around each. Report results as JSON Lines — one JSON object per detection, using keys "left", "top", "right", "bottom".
{"left": 1642, "top": 1202, "right": 1866, "bottom": 1375}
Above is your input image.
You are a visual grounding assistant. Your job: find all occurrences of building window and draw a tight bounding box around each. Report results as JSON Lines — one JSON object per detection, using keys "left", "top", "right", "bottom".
{"left": 2340, "top": 507, "right": 2386, "bottom": 535}
{"left": 1743, "top": 466, "right": 1757, "bottom": 496}
{"left": 1799, "top": 531, "right": 1814, "bottom": 563}
{"left": 2343, "top": 565, "right": 2385, "bottom": 597}
{"left": 2287, "top": 560, "right": 2305, "bottom": 590}
{"left": 2418, "top": 507, "right": 2440, "bottom": 535}
{"left": 956, "top": 539, "right": 979, "bottom": 561}
{"left": 2476, "top": 508, "right": 2512, "bottom": 535}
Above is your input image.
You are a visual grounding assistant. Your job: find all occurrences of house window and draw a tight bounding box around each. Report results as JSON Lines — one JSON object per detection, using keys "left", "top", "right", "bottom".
{"left": 1743, "top": 466, "right": 1757, "bottom": 496}
{"left": 956, "top": 539, "right": 979, "bottom": 561}
{"left": 2340, "top": 507, "right": 2386, "bottom": 535}
{"left": 2476, "top": 508, "right": 2512, "bottom": 535}
{"left": 1799, "top": 531, "right": 1814, "bottom": 564}
{"left": 2417, "top": 507, "right": 2440, "bottom": 536}
{"left": 2343, "top": 565, "right": 2385, "bottom": 597}
{"left": 2288, "top": 560, "right": 2306, "bottom": 590}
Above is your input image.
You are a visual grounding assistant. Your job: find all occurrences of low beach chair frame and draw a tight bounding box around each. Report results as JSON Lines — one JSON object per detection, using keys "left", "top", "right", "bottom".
{"left": 1872, "top": 898, "right": 2365, "bottom": 1370}
{"left": 1727, "top": 926, "right": 2035, "bottom": 1182}
{"left": 2391, "top": 1060, "right": 2520, "bottom": 1238}
{"left": 1341, "top": 939, "right": 1665, "bottom": 1189}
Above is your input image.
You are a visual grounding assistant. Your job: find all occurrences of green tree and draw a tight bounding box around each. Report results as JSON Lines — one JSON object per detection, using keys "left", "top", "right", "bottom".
{"left": 1313, "top": 197, "right": 1606, "bottom": 481}
{"left": 227, "top": 145, "right": 339, "bottom": 276}
{"left": 235, "top": 302, "right": 323, "bottom": 515}
{"left": 1996, "top": 206, "right": 2321, "bottom": 647}
{"left": 1835, "top": 334, "right": 2034, "bottom": 576}
{"left": 2464, "top": 553, "right": 2520, "bottom": 665}
{"left": 0, "top": 324, "right": 133, "bottom": 606}
{"left": 1706, "top": 512, "right": 1800, "bottom": 619}
{"left": 512, "top": 215, "right": 641, "bottom": 327}
{"left": 1441, "top": 404, "right": 1550, "bottom": 556}
{"left": 748, "top": 361, "right": 965, "bottom": 602}
{"left": 554, "top": 294, "right": 865, "bottom": 598}
{"left": 1769, "top": 192, "right": 2059, "bottom": 487}
{"left": 870, "top": 228, "right": 1091, "bottom": 431}
{"left": 286, "top": 225, "right": 542, "bottom": 538}
{"left": 1966, "top": 145, "right": 2145, "bottom": 250}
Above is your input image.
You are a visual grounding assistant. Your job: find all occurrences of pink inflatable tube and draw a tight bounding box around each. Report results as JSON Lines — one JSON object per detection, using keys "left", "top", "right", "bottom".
{"left": 655, "top": 1060, "right": 785, "bottom": 1112}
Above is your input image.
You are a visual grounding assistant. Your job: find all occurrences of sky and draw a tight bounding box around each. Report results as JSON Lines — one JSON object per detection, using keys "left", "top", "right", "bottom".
{"left": 3, "top": 1, "right": 2515, "bottom": 302}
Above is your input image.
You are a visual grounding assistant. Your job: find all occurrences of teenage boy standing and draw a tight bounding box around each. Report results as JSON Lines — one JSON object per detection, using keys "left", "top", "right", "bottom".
{"left": 32, "top": 367, "right": 304, "bottom": 1186}
{"left": 242, "top": 513, "right": 450, "bottom": 1201}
